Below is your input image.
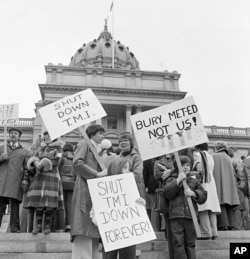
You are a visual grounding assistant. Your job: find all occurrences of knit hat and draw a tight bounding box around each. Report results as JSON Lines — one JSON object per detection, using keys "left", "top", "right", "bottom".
{"left": 215, "top": 141, "right": 228, "bottom": 153}
{"left": 63, "top": 143, "right": 74, "bottom": 152}
{"left": 119, "top": 132, "right": 134, "bottom": 148}
{"left": 101, "top": 139, "right": 112, "bottom": 150}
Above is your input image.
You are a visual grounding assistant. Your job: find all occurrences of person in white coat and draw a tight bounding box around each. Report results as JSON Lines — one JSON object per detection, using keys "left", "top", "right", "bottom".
{"left": 193, "top": 143, "right": 221, "bottom": 240}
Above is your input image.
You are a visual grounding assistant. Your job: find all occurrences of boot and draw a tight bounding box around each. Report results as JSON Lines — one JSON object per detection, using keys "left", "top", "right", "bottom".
{"left": 43, "top": 210, "right": 53, "bottom": 234}
{"left": 32, "top": 209, "right": 43, "bottom": 235}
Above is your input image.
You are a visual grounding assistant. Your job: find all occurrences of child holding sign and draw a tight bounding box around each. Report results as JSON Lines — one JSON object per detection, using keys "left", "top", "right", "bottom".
{"left": 163, "top": 155, "right": 207, "bottom": 259}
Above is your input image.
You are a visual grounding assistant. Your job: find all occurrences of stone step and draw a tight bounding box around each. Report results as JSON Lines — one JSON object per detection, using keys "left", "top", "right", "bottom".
{"left": 0, "top": 231, "right": 250, "bottom": 259}
{"left": 0, "top": 254, "right": 71, "bottom": 259}
{"left": 155, "top": 230, "right": 250, "bottom": 240}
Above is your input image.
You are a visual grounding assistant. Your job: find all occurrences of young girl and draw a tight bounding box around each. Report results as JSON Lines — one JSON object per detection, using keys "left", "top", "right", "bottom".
{"left": 23, "top": 131, "right": 64, "bottom": 234}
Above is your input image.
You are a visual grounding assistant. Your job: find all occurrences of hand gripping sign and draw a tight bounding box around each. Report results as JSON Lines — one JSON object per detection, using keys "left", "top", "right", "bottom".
{"left": 88, "top": 173, "right": 156, "bottom": 252}
{"left": 130, "top": 96, "right": 208, "bottom": 237}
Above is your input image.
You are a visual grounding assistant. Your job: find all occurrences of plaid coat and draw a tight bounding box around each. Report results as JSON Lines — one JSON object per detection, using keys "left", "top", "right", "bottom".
{"left": 23, "top": 142, "right": 64, "bottom": 210}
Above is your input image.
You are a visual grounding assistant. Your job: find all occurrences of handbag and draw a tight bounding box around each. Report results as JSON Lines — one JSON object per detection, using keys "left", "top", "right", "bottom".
{"left": 154, "top": 182, "right": 169, "bottom": 213}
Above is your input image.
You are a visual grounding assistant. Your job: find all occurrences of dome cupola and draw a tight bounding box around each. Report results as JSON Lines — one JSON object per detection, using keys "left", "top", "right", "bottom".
{"left": 69, "top": 21, "right": 140, "bottom": 70}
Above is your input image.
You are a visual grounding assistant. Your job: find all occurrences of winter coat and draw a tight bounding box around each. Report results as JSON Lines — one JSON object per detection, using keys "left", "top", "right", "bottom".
{"left": 153, "top": 156, "right": 174, "bottom": 182}
{"left": 58, "top": 151, "right": 75, "bottom": 190}
{"left": 0, "top": 143, "right": 30, "bottom": 202}
{"left": 23, "top": 141, "right": 64, "bottom": 210}
{"left": 194, "top": 151, "right": 221, "bottom": 213}
{"left": 163, "top": 171, "right": 207, "bottom": 220}
{"left": 212, "top": 151, "right": 240, "bottom": 206}
{"left": 70, "top": 139, "right": 102, "bottom": 241}
{"left": 153, "top": 158, "right": 175, "bottom": 212}
{"left": 143, "top": 159, "right": 159, "bottom": 194}
{"left": 107, "top": 149, "right": 143, "bottom": 184}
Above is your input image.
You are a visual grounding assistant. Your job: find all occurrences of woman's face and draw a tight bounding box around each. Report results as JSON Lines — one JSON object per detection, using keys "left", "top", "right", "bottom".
{"left": 91, "top": 131, "right": 104, "bottom": 144}
{"left": 119, "top": 138, "right": 131, "bottom": 152}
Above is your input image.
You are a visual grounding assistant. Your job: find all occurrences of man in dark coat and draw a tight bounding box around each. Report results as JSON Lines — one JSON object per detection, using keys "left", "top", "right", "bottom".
{"left": 0, "top": 127, "right": 30, "bottom": 232}
{"left": 213, "top": 141, "right": 240, "bottom": 230}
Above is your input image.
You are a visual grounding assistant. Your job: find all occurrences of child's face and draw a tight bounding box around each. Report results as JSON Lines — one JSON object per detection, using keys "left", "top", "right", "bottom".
{"left": 121, "top": 162, "right": 130, "bottom": 174}
{"left": 181, "top": 162, "right": 191, "bottom": 174}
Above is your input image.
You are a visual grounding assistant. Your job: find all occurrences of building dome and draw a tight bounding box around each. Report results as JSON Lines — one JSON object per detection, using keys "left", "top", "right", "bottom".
{"left": 69, "top": 22, "right": 140, "bottom": 70}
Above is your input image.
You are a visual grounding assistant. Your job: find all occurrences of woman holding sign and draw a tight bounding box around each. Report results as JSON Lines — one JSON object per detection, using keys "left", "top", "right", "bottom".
{"left": 71, "top": 124, "right": 107, "bottom": 259}
{"left": 103, "top": 132, "right": 144, "bottom": 259}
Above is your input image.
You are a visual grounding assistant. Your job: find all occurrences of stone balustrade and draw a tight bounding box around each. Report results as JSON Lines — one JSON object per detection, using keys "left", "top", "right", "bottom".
{"left": 205, "top": 126, "right": 250, "bottom": 138}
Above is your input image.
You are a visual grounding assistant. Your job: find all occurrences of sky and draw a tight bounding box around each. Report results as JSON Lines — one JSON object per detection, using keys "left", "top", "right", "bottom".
{"left": 0, "top": 0, "right": 250, "bottom": 128}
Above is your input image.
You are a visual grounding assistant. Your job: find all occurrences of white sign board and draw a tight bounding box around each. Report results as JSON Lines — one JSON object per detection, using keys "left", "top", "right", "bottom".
{"left": 130, "top": 96, "right": 208, "bottom": 161}
{"left": 0, "top": 103, "right": 19, "bottom": 125}
{"left": 88, "top": 173, "right": 156, "bottom": 252}
{"left": 39, "top": 89, "right": 107, "bottom": 140}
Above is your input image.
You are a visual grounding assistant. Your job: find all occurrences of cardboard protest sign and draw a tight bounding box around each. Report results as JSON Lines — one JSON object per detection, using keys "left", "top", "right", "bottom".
{"left": 130, "top": 96, "right": 208, "bottom": 160}
{"left": 88, "top": 173, "right": 156, "bottom": 252}
{"left": 0, "top": 103, "right": 19, "bottom": 125}
{"left": 39, "top": 89, "right": 107, "bottom": 140}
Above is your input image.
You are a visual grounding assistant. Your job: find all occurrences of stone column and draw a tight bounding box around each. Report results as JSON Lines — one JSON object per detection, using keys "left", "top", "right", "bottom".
{"left": 125, "top": 105, "right": 133, "bottom": 132}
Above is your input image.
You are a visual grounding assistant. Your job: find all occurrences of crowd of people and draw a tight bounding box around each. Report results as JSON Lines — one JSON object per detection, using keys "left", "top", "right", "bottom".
{"left": 0, "top": 125, "right": 250, "bottom": 259}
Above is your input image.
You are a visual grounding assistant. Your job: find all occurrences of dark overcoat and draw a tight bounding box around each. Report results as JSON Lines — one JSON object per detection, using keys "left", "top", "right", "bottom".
{"left": 213, "top": 151, "right": 240, "bottom": 206}
{"left": 0, "top": 143, "right": 29, "bottom": 202}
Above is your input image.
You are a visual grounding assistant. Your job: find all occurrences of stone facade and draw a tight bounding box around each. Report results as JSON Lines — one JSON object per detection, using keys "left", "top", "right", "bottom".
{"left": 1, "top": 25, "right": 249, "bottom": 158}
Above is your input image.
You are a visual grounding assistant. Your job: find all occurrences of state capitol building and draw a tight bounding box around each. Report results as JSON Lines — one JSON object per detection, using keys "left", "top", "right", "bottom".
{"left": 0, "top": 24, "right": 249, "bottom": 158}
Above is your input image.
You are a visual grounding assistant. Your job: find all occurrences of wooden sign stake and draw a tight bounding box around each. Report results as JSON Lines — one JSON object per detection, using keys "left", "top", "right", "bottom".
{"left": 3, "top": 125, "right": 7, "bottom": 154}
{"left": 174, "top": 151, "right": 201, "bottom": 238}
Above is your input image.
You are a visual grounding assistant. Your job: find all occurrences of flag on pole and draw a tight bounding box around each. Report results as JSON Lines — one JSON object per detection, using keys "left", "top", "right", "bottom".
{"left": 110, "top": 1, "right": 113, "bottom": 12}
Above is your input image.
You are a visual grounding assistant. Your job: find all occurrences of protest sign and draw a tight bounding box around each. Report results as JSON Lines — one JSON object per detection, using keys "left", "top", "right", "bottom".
{"left": 88, "top": 173, "right": 156, "bottom": 252}
{"left": 39, "top": 89, "right": 107, "bottom": 140}
{"left": 0, "top": 103, "right": 19, "bottom": 154}
{"left": 0, "top": 103, "right": 19, "bottom": 126}
{"left": 130, "top": 96, "right": 208, "bottom": 161}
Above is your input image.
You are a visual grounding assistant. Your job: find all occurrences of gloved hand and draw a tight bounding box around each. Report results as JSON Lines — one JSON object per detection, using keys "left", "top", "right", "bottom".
{"left": 0, "top": 153, "right": 9, "bottom": 161}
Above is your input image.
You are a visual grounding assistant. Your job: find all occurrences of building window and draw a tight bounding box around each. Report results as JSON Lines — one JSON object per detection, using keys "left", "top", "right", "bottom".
{"left": 107, "top": 116, "right": 117, "bottom": 130}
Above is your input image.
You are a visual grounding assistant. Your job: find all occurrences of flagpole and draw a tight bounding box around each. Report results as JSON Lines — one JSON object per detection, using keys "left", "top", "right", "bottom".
{"left": 112, "top": 0, "right": 115, "bottom": 69}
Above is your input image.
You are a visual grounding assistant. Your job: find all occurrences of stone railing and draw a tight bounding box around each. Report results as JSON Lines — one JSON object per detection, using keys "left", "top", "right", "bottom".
{"left": 205, "top": 126, "right": 250, "bottom": 138}
{"left": 16, "top": 118, "right": 34, "bottom": 127}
